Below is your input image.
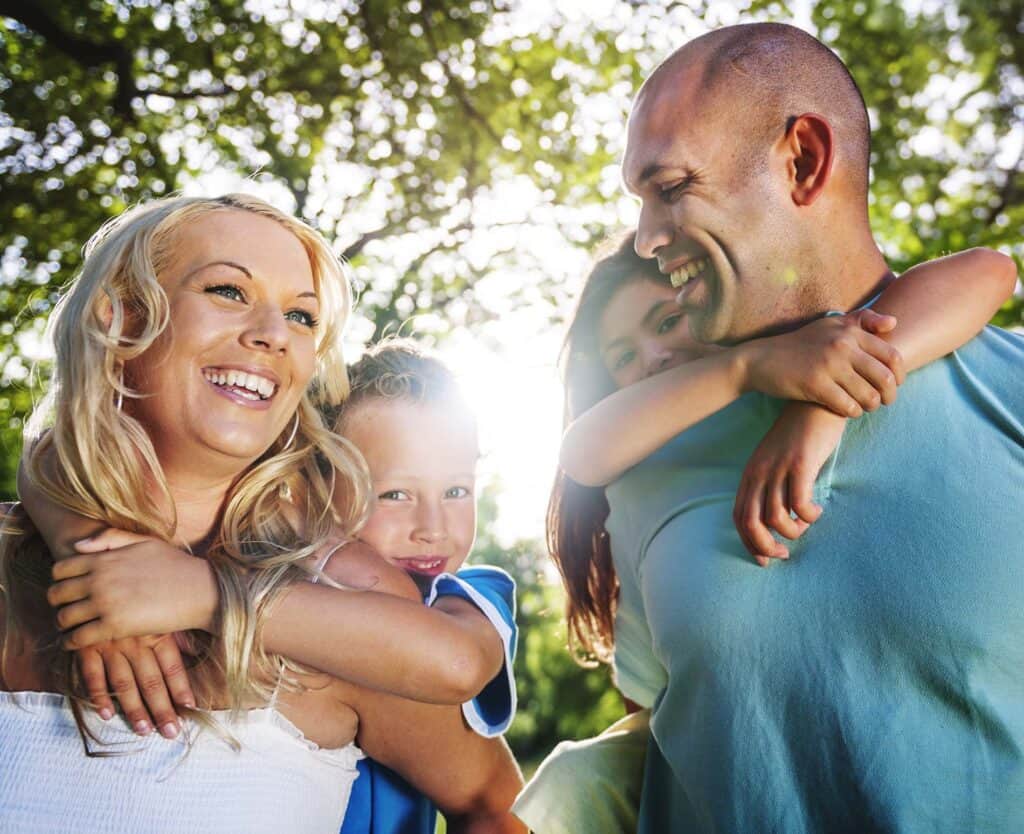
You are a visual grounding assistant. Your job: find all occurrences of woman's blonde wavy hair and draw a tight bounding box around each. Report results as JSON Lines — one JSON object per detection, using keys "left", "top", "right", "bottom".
{"left": 0, "top": 193, "right": 370, "bottom": 746}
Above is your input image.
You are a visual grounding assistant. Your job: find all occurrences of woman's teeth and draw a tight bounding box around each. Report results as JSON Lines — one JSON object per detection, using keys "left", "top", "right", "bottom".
{"left": 203, "top": 369, "right": 277, "bottom": 400}
{"left": 670, "top": 256, "right": 710, "bottom": 288}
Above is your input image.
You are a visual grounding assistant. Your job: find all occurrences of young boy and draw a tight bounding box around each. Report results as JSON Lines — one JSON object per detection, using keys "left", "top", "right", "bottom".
{"left": 328, "top": 339, "right": 518, "bottom": 834}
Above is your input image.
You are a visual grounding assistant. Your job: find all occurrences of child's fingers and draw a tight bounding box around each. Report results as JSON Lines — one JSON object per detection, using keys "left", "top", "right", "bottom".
{"left": 734, "top": 477, "right": 788, "bottom": 562}
{"left": 51, "top": 554, "right": 97, "bottom": 581}
{"left": 74, "top": 528, "right": 151, "bottom": 553}
{"left": 154, "top": 636, "right": 196, "bottom": 712}
{"left": 46, "top": 576, "right": 92, "bottom": 608}
{"left": 850, "top": 353, "right": 899, "bottom": 406}
{"left": 63, "top": 621, "right": 110, "bottom": 652}
{"left": 55, "top": 599, "right": 99, "bottom": 632}
{"left": 788, "top": 468, "right": 823, "bottom": 526}
{"left": 764, "top": 475, "right": 804, "bottom": 541}
{"left": 856, "top": 309, "right": 897, "bottom": 335}
{"left": 77, "top": 648, "right": 115, "bottom": 721}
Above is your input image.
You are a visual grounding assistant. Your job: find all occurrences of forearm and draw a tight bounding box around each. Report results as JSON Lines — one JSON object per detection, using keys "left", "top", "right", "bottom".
{"left": 262, "top": 582, "right": 502, "bottom": 703}
{"left": 560, "top": 349, "right": 746, "bottom": 486}
{"left": 872, "top": 248, "right": 1016, "bottom": 370}
{"left": 342, "top": 680, "right": 524, "bottom": 826}
{"left": 17, "top": 457, "right": 105, "bottom": 560}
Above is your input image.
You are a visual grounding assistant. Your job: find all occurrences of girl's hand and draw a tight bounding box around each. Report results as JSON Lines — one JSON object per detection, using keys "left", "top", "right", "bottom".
{"left": 739, "top": 310, "right": 905, "bottom": 417}
{"left": 733, "top": 402, "right": 848, "bottom": 565}
{"left": 77, "top": 636, "right": 193, "bottom": 740}
{"left": 49, "top": 529, "right": 219, "bottom": 644}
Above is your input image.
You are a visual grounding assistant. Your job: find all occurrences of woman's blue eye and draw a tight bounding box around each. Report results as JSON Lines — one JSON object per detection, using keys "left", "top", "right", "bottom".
{"left": 378, "top": 490, "right": 408, "bottom": 501}
{"left": 445, "top": 486, "right": 471, "bottom": 499}
{"left": 657, "top": 313, "right": 683, "bottom": 335}
{"left": 286, "top": 309, "right": 319, "bottom": 328}
{"left": 614, "top": 350, "right": 636, "bottom": 371}
{"left": 207, "top": 284, "right": 245, "bottom": 302}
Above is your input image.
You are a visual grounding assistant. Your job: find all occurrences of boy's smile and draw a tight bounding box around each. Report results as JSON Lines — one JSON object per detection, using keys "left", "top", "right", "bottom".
{"left": 340, "top": 397, "right": 479, "bottom": 593}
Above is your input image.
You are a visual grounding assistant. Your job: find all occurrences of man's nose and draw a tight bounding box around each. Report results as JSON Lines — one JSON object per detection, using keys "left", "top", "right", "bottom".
{"left": 635, "top": 201, "right": 674, "bottom": 260}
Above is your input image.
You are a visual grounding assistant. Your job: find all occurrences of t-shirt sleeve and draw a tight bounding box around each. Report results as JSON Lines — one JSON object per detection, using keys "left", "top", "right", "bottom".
{"left": 424, "top": 566, "right": 517, "bottom": 737}
{"left": 612, "top": 554, "right": 666, "bottom": 709}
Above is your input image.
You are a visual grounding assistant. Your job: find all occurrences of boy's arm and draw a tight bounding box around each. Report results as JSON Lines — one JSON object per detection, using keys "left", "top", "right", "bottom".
{"left": 336, "top": 678, "right": 526, "bottom": 834}
{"left": 561, "top": 313, "right": 903, "bottom": 487}
{"left": 734, "top": 247, "right": 1018, "bottom": 560}
{"left": 53, "top": 532, "right": 506, "bottom": 706}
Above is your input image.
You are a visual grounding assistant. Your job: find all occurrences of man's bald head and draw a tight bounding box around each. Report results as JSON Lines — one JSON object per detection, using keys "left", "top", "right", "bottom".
{"left": 640, "top": 22, "right": 871, "bottom": 198}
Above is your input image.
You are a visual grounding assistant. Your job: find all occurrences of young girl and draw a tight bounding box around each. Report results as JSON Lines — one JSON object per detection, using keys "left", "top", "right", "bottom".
{"left": 513, "top": 233, "right": 1016, "bottom": 833}
{"left": 32, "top": 338, "right": 523, "bottom": 834}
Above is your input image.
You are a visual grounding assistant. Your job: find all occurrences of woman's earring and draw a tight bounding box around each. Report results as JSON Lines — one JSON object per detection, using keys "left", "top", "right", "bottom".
{"left": 115, "top": 365, "right": 124, "bottom": 412}
{"left": 283, "top": 413, "right": 300, "bottom": 450}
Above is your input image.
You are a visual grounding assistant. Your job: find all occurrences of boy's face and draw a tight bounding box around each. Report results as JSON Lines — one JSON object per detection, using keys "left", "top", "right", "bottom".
{"left": 342, "top": 397, "right": 479, "bottom": 591}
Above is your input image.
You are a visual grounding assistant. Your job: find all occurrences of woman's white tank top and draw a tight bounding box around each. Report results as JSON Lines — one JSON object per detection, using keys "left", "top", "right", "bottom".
{"left": 0, "top": 690, "right": 363, "bottom": 833}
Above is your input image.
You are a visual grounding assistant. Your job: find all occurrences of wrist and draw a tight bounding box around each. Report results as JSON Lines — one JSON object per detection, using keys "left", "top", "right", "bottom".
{"left": 189, "top": 558, "right": 219, "bottom": 632}
{"left": 729, "top": 342, "right": 758, "bottom": 394}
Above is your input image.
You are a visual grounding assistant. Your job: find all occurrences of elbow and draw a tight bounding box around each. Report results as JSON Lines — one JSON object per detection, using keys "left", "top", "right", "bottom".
{"left": 558, "top": 445, "right": 609, "bottom": 489}
{"left": 973, "top": 248, "right": 1019, "bottom": 301}
{"left": 437, "top": 639, "right": 501, "bottom": 704}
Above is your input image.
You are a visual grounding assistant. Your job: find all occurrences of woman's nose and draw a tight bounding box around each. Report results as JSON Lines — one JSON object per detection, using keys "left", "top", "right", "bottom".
{"left": 242, "top": 305, "right": 289, "bottom": 353}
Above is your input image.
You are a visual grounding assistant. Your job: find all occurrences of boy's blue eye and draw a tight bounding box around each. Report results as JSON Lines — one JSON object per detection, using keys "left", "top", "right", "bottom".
{"left": 378, "top": 490, "right": 409, "bottom": 501}
{"left": 445, "top": 486, "right": 471, "bottom": 499}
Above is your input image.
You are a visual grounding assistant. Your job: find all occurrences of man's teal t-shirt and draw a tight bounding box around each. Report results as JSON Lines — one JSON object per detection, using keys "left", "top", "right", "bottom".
{"left": 606, "top": 326, "right": 1024, "bottom": 833}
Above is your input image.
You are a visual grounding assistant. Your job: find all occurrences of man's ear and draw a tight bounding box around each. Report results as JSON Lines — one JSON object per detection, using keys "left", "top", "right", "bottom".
{"left": 778, "top": 112, "right": 834, "bottom": 206}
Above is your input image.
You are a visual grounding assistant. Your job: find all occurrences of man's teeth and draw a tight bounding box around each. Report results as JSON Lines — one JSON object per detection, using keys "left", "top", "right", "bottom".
{"left": 203, "top": 369, "right": 278, "bottom": 400}
{"left": 670, "top": 256, "right": 710, "bottom": 288}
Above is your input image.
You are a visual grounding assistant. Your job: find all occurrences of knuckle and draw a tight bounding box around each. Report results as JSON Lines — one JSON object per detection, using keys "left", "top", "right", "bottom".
{"left": 138, "top": 676, "right": 166, "bottom": 696}
{"left": 109, "top": 675, "right": 136, "bottom": 695}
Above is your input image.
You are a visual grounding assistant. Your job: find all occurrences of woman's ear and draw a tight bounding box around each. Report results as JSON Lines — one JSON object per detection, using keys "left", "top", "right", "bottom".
{"left": 778, "top": 112, "right": 835, "bottom": 207}
{"left": 96, "top": 292, "right": 115, "bottom": 332}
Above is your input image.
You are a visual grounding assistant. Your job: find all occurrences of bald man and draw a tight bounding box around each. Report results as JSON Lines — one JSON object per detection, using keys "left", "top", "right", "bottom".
{"left": 607, "top": 22, "right": 1024, "bottom": 832}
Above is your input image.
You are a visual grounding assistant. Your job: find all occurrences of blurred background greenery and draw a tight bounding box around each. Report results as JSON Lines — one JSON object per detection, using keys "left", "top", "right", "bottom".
{"left": 1, "top": 0, "right": 1021, "bottom": 788}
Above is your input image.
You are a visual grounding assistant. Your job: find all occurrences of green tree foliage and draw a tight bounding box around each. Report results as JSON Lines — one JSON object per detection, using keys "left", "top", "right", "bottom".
{"left": 470, "top": 489, "right": 625, "bottom": 768}
{"left": 0, "top": 0, "right": 641, "bottom": 493}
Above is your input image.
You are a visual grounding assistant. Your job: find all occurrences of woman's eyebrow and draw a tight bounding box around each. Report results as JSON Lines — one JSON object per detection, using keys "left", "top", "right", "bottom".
{"left": 184, "top": 260, "right": 253, "bottom": 281}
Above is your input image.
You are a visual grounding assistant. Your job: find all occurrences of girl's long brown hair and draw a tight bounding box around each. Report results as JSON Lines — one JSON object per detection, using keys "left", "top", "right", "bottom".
{"left": 547, "top": 232, "right": 670, "bottom": 664}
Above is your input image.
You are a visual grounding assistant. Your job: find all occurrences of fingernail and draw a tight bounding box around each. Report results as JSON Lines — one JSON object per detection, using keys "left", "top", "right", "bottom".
{"left": 133, "top": 720, "right": 152, "bottom": 735}
{"left": 98, "top": 707, "right": 114, "bottom": 721}
{"left": 160, "top": 722, "right": 179, "bottom": 739}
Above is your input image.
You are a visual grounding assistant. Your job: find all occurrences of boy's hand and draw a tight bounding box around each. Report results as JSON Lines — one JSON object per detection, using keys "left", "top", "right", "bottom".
{"left": 77, "top": 636, "right": 193, "bottom": 740}
{"left": 733, "top": 402, "right": 848, "bottom": 565}
{"left": 49, "top": 529, "right": 218, "bottom": 642}
{"left": 739, "top": 311, "right": 904, "bottom": 417}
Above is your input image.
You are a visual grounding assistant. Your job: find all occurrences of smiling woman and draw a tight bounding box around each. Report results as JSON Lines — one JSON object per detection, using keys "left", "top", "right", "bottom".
{"left": 0, "top": 194, "right": 524, "bottom": 833}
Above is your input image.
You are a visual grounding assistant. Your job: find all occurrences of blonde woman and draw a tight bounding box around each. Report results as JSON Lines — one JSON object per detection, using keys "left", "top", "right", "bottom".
{"left": 0, "top": 195, "right": 521, "bottom": 833}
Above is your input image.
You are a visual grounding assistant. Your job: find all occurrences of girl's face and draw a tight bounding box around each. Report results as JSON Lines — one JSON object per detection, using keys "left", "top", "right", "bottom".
{"left": 342, "top": 398, "right": 479, "bottom": 591}
{"left": 597, "top": 277, "right": 714, "bottom": 389}
{"left": 124, "top": 209, "right": 320, "bottom": 480}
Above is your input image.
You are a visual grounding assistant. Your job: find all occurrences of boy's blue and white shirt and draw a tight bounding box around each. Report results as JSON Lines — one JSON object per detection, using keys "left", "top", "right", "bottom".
{"left": 339, "top": 565, "right": 518, "bottom": 834}
{"left": 424, "top": 566, "right": 518, "bottom": 737}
